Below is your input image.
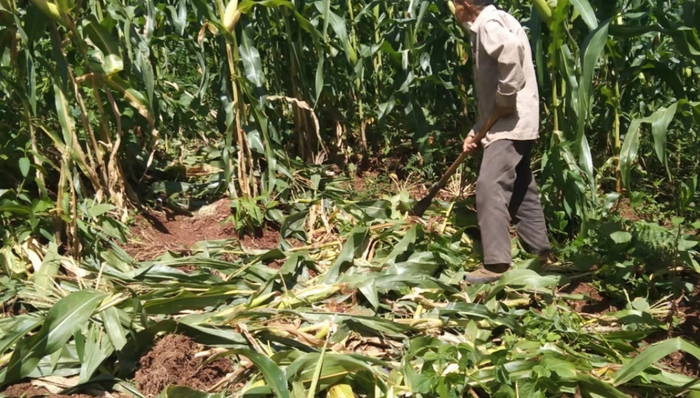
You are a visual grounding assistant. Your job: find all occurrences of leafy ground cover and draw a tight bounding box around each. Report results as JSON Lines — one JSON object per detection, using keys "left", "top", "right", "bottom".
{"left": 1, "top": 171, "right": 699, "bottom": 398}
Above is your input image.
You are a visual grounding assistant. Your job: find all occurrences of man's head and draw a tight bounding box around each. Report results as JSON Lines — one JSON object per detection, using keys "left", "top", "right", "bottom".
{"left": 453, "top": 0, "right": 494, "bottom": 26}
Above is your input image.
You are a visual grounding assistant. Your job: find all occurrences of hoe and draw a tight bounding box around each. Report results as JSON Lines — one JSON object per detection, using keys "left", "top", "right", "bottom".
{"left": 411, "top": 112, "right": 500, "bottom": 217}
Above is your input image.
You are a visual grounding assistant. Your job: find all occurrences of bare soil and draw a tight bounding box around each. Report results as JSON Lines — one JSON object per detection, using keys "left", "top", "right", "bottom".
{"left": 134, "top": 334, "right": 233, "bottom": 397}
{"left": 560, "top": 281, "right": 619, "bottom": 313}
{"left": 562, "top": 281, "right": 700, "bottom": 378}
{"left": 239, "top": 228, "right": 281, "bottom": 250}
{"left": 121, "top": 199, "right": 281, "bottom": 261}
{"left": 0, "top": 382, "right": 128, "bottom": 398}
{"left": 342, "top": 171, "right": 457, "bottom": 204}
{"left": 653, "top": 284, "right": 700, "bottom": 377}
{"left": 123, "top": 199, "right": 235, "bottom": 261}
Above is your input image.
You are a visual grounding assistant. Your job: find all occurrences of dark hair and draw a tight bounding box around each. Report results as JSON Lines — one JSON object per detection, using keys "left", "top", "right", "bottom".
{"left": 456, "top": 0, "right": 494, "bottom": 8}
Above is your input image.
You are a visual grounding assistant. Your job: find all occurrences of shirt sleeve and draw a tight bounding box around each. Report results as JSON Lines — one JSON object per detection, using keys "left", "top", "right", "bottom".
{"left": 479, "top": 18, "right": 526, "bottom": 108}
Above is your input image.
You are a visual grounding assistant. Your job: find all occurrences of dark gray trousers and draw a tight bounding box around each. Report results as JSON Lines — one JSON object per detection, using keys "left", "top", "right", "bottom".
{"left": 475, "top": 139, "right": 550, "bottom": 265}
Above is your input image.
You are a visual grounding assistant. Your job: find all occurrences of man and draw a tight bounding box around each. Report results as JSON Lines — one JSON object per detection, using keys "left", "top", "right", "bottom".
{"left": 454, "top": 0, "right": 551, "bottom": 283}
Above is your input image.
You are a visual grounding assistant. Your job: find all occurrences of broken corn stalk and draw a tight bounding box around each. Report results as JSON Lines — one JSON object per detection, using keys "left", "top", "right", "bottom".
{"left": 211, "top": 291, "right": 277, "bottom": 320}
{"left": 275, "top": 283, "right": 344, "bottom": 309}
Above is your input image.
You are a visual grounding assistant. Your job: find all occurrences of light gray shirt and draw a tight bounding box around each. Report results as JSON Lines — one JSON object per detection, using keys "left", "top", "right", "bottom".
{"left": 467, "top": 5, "right": 540, "bottom": 147}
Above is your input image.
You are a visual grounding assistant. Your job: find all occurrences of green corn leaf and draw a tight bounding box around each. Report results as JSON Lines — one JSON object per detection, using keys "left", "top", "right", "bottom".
{"left": 82, "top": 16, "right": 124, "bottom": 75}
{"left": 349, "top": 199, "right": 392, "bottom": 220}
{"left": 322, "top": 227, "right": 369, "bottom": 284}
{"left": 383, "top": 224, "right": 419, "bottom": 265}
{"left": 619, "top": 118, "right": 643, "bottom": 190}
{"left": 327, "top": 384, "right": 354, "bottom": 398}
{"left": 207, "top": 348, "right": 290, "bottom": 398}
{"left": 175, "top": 0, "right": 187, "bottom": 36}
{"left": 285, "top": 352, "right": 375, "bottom": 385}
{"left": 485, "top": 269, "right": 560, "bottom": 301}
{"left": 320, "top": 0, "right": 330, "bottom": 39}
{"left": 157, "top": 386, "right": 227, "bottom": 398}
{"left": 107, "top": 75, "right": 155, "bottom": 129}
{"left": 315, "top": 56, "right": 324, "bottom": 104}
{"left": 54, "top": 0, "right": 73, "bottom": 14}
{"left": 569, "top": 0, "right": 597, "bottom": 30}
{"left": 613, "top": 337, "right": 700, "bottom": 386}
{"left": 439, "top": 302, "right": 523, "bottom": 333}
{"left": 573, "top": 373, "right": 628, "bottom": 398}
{"left": 651, "top": 102, "right": 678, "bottom": 177}
{"left": 0, "top": 290, "right": 107, "bottom": 386}
{"left": 86, "top": 203, "right": 115, "bottom": 219}
{"left": 620, "top": 104, "right": 679, "bottom": 190}
{"left": 579, "top": 134, "right": 594, "bottom": 189}
{"left": 577, "top": 18, "right": 609, "bottom": 147}
{"left": 142, "top": 287, "right": 239, "bottom": 315}
{"left": 99, "top": 306, "right": 127, "bottom": 351}
{"left": 52, "top": 81, "right": 74, "bottom": 146}
{"left": 239, "top": 24, "right": 265, "bottom": 89}
{"left": 26, "top": 54, "right": 38, "bottom": 116}
{"left": 0, "top": 315, "right": 44, "bottom": 357}
{"left": 315, "top": 4, "right": 357, "bottom": 65}
{"left": 135, "top": 49, "right": 154, "bottom": 107}
{"left": 358, "top": 278, "right": 378, "bottom": 310}
{"left": 79, "top": 323, "right": 115, "bottom": 383}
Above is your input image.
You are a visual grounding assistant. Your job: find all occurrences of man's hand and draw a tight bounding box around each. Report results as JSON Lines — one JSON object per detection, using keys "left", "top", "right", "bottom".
{"left": 463, "top": 135, "right": 478, "bottom": 153}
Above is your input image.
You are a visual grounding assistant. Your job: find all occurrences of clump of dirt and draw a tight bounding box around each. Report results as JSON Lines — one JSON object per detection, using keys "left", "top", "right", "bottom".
{"left": 0, "top": 382, "right": 117, "bottom": 397}
{"left": 123, "top": 199, "right": 236, "bottom": 261}
{"left": 134, "top": 334, "right": 233, "bottom": 397}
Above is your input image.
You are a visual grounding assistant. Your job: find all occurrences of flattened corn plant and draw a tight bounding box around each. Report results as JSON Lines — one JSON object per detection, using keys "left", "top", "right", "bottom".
{"left": 2, "top": 0, "right": 700, "bottom": 257}
{"left": 1, "top": 177, "right": 699, "bottom": 398}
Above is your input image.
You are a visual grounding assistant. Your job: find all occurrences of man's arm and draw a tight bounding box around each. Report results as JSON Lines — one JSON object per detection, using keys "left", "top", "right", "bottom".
{"left": 479, "top": 18, "right": 526, "bottom": 110}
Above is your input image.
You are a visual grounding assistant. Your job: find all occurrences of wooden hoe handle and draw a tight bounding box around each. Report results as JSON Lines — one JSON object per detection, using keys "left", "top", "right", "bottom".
{"left": 411, "top": 112, "right": 500, "bottom": 217}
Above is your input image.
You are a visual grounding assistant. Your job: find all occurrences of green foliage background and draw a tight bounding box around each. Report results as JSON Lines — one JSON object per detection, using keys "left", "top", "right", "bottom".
{"left": 1, "top": 0, "right": 699, "bottom": 247}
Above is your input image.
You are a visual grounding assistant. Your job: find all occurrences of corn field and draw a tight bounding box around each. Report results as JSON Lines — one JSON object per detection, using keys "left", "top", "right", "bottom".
{"left": 1, "top": 0, "right": 700, "bottom": 396}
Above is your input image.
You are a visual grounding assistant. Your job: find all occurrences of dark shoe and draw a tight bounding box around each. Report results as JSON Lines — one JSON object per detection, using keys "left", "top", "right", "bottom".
{"left": 463, "top": 263, "right": 510, "bottom": 284}
{"left": 537, "top": 250, "right": 559, "bottom": 269}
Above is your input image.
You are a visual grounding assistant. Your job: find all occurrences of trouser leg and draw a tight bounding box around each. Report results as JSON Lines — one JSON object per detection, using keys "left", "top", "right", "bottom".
{"left": 475, "top": 140, "right": 521, "bottom": 265}
{"left": 508, "top": 142, "right": 551, "bottom": 257}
